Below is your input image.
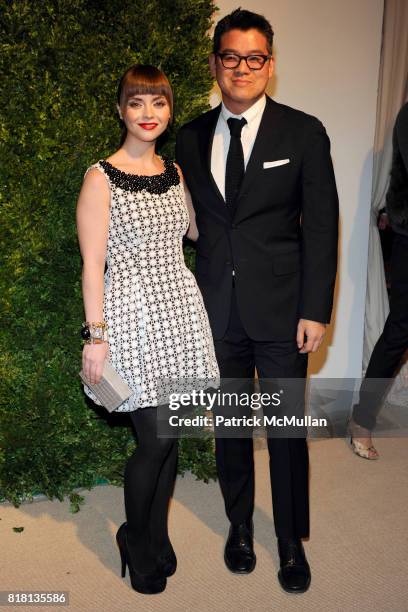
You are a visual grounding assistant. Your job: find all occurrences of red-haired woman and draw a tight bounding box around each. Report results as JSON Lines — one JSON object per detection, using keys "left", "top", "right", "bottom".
{"left": 76, "top": 65, "right": 219, "bottom": 594}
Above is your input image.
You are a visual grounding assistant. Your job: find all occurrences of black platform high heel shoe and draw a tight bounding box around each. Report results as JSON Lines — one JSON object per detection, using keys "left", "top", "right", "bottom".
{"left": 116, "top": 522, "right": 167, "bottom": 594}
{"left": 156, "top": 546, "right": 177, "bottom": 577}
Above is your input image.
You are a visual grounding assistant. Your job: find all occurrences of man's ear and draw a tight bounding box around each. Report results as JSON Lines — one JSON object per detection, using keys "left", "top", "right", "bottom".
{"left": 209, "top": 53, "right": 217, "bottom": 78}
{"left": 268, "top": 56, "right": 275, "bottom": 79}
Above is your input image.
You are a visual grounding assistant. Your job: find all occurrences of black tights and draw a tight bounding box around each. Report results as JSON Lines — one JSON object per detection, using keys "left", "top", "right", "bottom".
{"left": 124, "top": 406, "right": 178, "bottom": 573}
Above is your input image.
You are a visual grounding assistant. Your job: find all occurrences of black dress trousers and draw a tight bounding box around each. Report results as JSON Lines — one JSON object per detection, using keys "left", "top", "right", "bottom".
{"left": 353, "top": 233, "right": 408, "bottom": 430}
{"left": 213, "top": 287, "right": 309, "bottom": 539}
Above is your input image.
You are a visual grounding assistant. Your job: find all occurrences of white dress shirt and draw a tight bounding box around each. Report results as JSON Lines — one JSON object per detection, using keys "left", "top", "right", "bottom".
{"left": 210, "top": 94, "right": 267, "bottom": 201}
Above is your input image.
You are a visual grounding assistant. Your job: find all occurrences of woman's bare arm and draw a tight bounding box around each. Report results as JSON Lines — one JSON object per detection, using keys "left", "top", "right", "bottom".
{"left": 76, "top": 168, "right": 110, "bottom": 383}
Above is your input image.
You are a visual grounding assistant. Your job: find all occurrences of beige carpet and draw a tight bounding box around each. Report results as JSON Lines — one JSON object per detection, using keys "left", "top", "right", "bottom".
{"left": 2, "top": 438, "right": 408, "bottom": 612}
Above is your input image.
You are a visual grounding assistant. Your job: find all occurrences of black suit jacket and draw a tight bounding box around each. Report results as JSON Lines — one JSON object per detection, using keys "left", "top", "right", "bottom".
{"left": 386, "top": 101, "right": 408, "bottom": 235}
{"left": 176, "top": 96, "right": 339, "bottom": 341}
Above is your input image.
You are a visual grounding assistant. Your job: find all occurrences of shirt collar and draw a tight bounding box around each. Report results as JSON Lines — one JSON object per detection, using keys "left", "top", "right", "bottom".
{"left": 221, "top": 94, "right": 266, "bottom": 126}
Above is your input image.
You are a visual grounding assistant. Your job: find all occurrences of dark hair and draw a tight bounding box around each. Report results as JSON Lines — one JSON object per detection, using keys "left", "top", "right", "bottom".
{"left": 116, "top": 64, "right": 173, "bottom": 147}
{"left": 213, "top": 8, "right": 274, "bottom": 55}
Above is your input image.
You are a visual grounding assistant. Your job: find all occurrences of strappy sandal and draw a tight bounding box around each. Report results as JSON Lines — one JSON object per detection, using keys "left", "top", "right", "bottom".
{"left": 347, "top": 418, "right": 379, "bottom": 460}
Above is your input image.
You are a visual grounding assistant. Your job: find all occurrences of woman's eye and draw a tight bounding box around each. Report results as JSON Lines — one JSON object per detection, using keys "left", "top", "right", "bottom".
{"left": 154, "top": 101, "right": 166, "bottom": 107}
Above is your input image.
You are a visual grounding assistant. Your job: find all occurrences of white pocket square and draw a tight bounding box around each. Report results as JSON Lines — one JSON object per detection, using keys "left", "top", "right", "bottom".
{"left": 263, "top": 159, "right": 290, "bottom": 169}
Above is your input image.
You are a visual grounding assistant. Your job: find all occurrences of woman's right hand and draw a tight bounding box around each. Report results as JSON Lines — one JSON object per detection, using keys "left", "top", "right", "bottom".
{"left": 82, "top": 342, "right": 109, "bottom": 384}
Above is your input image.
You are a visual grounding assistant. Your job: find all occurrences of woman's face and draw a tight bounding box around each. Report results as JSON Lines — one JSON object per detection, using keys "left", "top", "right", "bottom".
{"left": 118, "top": 93, "right": 171, "bottom": 142}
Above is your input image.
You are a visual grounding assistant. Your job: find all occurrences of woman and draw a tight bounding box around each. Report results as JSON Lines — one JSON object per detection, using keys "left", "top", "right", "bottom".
{"left": 76, "top": 65, "right": 219, "bottom": 594}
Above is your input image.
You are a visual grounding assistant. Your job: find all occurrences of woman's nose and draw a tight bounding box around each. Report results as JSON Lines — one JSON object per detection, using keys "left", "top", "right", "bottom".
{"left": 143, "top": 105, "right": 154, "bottom": 118}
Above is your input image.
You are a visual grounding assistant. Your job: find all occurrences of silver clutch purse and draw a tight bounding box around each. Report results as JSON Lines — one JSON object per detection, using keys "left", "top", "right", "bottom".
{"left": 79, "top": 361, "right": 133, "bottom": 412}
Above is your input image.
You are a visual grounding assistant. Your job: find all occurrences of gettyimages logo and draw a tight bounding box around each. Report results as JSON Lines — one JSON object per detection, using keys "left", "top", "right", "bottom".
{"left": 166, "top": 388, "right": 327, "bottom": 429}
{"left": 159, "top": 380, "right": 330, "bottom": 437}
{"left": 168, "top": 388, "right": 282, "bottom": 411}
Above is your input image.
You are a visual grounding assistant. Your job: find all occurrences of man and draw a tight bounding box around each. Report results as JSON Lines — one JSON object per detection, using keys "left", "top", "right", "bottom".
{"left": 176, "top": 8, "right": 338, "bottom": 593}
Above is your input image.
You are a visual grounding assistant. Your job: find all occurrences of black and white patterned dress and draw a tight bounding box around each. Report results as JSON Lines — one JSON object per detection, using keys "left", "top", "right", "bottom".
{"left": 82, "top": 157, "right": 219, "bottom": 411}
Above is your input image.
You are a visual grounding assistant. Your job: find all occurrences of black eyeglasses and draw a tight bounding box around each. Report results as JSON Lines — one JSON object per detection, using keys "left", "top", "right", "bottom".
{"left": 216, "top": 53, "right": 271, "bottom": 70}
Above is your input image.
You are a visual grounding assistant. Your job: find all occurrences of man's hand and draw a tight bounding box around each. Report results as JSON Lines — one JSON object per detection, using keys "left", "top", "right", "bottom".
{"left": 297, "top": 319, "right": 326, "bottom": 353}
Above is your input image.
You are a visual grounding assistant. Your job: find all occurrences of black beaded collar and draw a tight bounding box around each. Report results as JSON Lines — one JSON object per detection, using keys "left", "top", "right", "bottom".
{"left": 99, "top": 156, "right": 180, "bottom": 194}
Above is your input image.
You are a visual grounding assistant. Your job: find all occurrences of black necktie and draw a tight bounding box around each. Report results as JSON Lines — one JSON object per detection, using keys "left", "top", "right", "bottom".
{"left": 225, "top": 117, "right": 247, "bottom": 212}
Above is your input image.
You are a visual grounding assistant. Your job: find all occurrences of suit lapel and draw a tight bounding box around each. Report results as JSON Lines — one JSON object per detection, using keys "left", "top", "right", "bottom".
{"left": 195, "top": 104, "right": 232, "bottom": 223}
{"left": 233, "top": 97, "right": 286, "bottom": 222}
{"left": 204, "top": 105, "right": 226, "bottom": 205}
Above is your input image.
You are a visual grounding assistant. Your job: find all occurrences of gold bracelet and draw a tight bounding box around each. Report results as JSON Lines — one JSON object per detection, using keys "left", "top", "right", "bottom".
{"left": 84, "top": 321, "right": 107, "bottom": 328}
{"left": 84, "top": 337, "right": 108, "bottom": 345}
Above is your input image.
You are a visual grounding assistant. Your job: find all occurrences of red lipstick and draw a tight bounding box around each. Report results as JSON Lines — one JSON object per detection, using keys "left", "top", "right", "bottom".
{"left": 139, "top": 123, "right": 158, "bottom": 130}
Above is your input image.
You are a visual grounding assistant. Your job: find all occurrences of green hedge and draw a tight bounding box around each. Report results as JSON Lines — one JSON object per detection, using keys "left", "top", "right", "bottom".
{"left": 0, "top": 0, "right": 217, "bottom": 508}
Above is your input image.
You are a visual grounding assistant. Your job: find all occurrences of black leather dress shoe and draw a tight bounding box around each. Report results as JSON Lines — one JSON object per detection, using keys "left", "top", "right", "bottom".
{"left": 277, "top": 538, "right": 311, "bottom": 593}
{"left": 224, "top": 520, "right": 256, "bottom": 574}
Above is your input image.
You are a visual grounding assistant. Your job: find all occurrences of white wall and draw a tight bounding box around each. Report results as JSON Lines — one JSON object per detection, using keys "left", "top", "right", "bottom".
{"left": 211, "top": 0, "right": 384, "bottom": 377}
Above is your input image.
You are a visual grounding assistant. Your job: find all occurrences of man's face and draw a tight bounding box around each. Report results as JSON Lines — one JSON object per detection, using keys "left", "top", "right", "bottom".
{"left": 209, "top": 28, "right": 274, "bottom": 110}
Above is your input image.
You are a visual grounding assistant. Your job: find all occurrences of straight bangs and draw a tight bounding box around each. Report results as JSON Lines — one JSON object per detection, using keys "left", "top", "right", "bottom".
{"left": 118, "top": 65, "right": 173, "bottom": 119}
